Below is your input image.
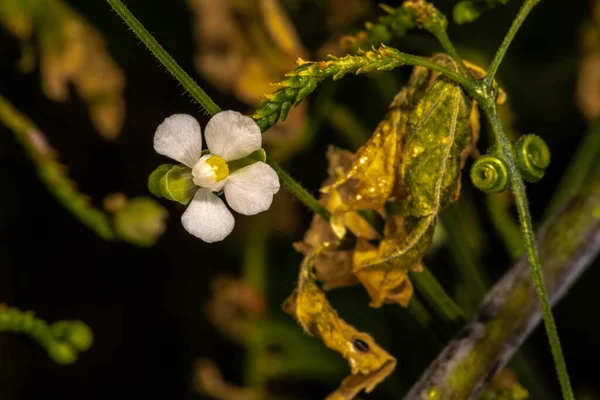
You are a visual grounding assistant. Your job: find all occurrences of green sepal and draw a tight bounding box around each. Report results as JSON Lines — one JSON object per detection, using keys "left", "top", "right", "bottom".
{"left": 227, "top": 149, "right": 267, "bottom": 174}
{"left": 148, "top": 163, "right": 174, "bottom": 198}
{"left": 159, "top": 165, "right": 196, "bottom": 205}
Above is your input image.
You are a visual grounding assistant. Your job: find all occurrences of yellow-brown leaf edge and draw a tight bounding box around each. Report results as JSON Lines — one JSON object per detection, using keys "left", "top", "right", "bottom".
{"left": 353, "top": 54, "right": 478, "bottom": 308}
{"left": 283, "top": 242, "right": 396, "bottom": 400}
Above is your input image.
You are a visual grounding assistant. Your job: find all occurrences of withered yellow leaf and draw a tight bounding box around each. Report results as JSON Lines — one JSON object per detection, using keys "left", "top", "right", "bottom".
{"left": 284, "top": 242, "right": 396, "bottom": 399}
{"left": 353, "top": 215, "right": 432, "bottom": 308}
{"left": 295, "top": 146, "right": 378, "bottom": 290}
{"left": 324, "top": 92, "right": 406, "bottom": 212}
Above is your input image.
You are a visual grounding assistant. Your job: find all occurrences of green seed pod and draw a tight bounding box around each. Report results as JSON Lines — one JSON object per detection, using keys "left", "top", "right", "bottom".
{"left": 513, "top": 134, "right": 551, "bottom": 182}
{"left": 470, "top": 155, "right": 510, "bottom": 193}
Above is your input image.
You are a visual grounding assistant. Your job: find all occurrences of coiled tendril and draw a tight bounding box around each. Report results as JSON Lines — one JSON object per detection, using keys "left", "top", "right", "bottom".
{"left": 513, "top": 134, "right": 551, "bottom": 182}
{"left": 470, "top": 155, "right": 510, "bottom": 193}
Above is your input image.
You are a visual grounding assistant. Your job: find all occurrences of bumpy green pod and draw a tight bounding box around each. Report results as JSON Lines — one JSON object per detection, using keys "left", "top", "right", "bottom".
{"left": 513, "top": 134, "right": 551, "bottom": 182}
{"left": 470, "top": 155, "right": 510, "bottom": 193}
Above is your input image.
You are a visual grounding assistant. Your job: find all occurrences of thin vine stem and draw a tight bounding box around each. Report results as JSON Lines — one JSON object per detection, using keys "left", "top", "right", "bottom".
{"left": 485, "top": 105, "right": 574, "bottom": 400}
{"left": 485, "top": 0, "right": 541, "bottom": 83}
{"left": 266, "top": 159, "right": 331, "bottom": 221}
{"left": 105, "top": 0, "right": 221, "bottom": 116}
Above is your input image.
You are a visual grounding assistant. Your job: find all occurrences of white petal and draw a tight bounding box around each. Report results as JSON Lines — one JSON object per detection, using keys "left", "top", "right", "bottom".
{"left": 154, "top": 114, "right": 203, "bottom": 167}
{"left": 205, "top": 110, "right": 261, "bottom": 161}
{"left": 224, "top": 162, "right": 280, "bottom": 215}
{"left": 181, "top": 188, "right": 235, "bottom": 242}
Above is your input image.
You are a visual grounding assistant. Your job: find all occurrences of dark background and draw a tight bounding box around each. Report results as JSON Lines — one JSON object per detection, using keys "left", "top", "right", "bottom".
{"left": 0, "top": 0, "right": 597, "bottom": 399}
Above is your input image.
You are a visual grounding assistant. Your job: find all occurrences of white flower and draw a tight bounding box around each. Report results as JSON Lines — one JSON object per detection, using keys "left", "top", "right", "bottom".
{"left": 153, "top": 111, "right": 280, "bottom": 242}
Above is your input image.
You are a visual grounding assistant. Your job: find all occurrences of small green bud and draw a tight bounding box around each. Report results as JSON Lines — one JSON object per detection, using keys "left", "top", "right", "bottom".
{"left": 159, "top": 165, "right": 197, "bottom": 205}
{"left": 453, "top": 1, "right": 482, "bottom": 24}
{"left": 148, "top": 164, "right": 174, "bottom": 198}
{"left": 51, "top": 321, "right": 93, "bottom": 352}
{"left": 113, "top": 197, "right": 168, "bottom": 247}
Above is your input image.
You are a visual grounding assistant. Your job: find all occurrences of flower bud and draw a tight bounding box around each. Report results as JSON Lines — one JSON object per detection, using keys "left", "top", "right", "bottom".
{"left": 113, "top": 197, "right": 168, "bottom": 247}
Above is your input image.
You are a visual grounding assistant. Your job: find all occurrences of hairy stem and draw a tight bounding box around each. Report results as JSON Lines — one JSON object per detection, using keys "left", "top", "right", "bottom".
{"left": 105, "top": 0, "right": 221, "bottom": 115}
{"left": 485, "top": 0, "right": 541, "bottom": 82}
{"left": 486, "top": 105, "right": 574, "bottom": 400}
{"left": 266, "top": 159, "right": 331, "bottom": 221}
{"left": 404, "top": 163, "right": 600, "bottom": 399}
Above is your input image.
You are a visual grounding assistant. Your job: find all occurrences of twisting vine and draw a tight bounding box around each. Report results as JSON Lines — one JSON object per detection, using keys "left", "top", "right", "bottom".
{"left": 104, "top": 0, "right": 573, "bottom": 397}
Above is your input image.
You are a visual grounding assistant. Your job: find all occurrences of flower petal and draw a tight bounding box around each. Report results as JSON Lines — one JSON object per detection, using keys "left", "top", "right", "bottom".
{"left": 224, "top": 162, "right": 280, "bottom": 215}
{"left": 205, "top": 111, "right": 261, "bottom": 161}
{"left": 154, "top": 114, "right": 203, "bottom": 167}
{"left": 181, "top": 188, "right": 235, "bottom": 242}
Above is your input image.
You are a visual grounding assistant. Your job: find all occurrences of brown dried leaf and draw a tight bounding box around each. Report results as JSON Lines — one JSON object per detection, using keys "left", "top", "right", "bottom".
{"left": 193, "top": 359, "right": 257, "bottom": 400}
{"left": 206, "top": 275, "right": 267, "bottom": 341}
{"left": 284, "top": 243, "right": 396, "bottom": 399}
{"left": 188, "top": 0, "right": 307, "bottom": 147}
{"left": 353, "top": 215, "right": 432, "bottom": 308}
{"left": 295, "top": 146, "right": 380, "bottom": 290}
{"left": 0, "top": 0, "right": 126, "bottom": 140}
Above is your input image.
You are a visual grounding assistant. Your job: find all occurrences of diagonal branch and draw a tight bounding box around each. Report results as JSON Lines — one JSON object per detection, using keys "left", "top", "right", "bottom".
{"left": 403, "top": 164, "right": 600, "bottom": 400}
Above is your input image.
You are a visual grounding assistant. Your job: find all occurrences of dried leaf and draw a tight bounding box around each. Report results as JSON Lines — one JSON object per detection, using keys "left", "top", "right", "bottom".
{"left": 353, "top": 215, "right": 432, "bottom": 308}
{"left": 0, "top": 0, "right": 126, "bottom": 140}
{"left": 188, "top": 0, "right": 308, "bottom": 148}
{"left": 194, "top": 359, "right": 257, "bottom": 400}
{"left": 577, "top": 3, "right": 600, "bottom": 120}
{"left": 206, "top": 275, "right": 267, "bottom": 341}
{"left": 350, "top": 55, "right": 476, "bottom": 306}
{"left": 324, "top": 58, "right": 439, "bottom": 212}
{"left": 284, "top": 243, "right": 396, "bottom": 399}
{"left": 295, "top": 146, "right": 378, "bottom": 290}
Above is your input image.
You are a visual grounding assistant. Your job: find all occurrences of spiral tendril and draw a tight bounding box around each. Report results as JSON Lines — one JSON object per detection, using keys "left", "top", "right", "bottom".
{"left": 470, "top": 155, "right": 510, "bottom": 193}
{"left": 513, "top": 134, "right": 551, "bottom": 183}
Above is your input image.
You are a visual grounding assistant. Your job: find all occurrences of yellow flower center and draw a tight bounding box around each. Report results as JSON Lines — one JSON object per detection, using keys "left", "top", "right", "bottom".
{"left": 206, "top": 155, "right": 229, "bottom": 182}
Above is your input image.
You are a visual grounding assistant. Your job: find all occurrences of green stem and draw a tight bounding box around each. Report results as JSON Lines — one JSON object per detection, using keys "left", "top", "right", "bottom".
{"left": 485, "top": 0, "right": 541, "bottom": 83}
{"left": 485, "top": 104, "right": 574, "bottom": 400}
{"left": 266, "top": 159, "right": 331, "bottom": 222}
{"left": 0, "top": 93, "right": 115, "bottom": 240}
{"left": 486, "top": 194, "right": 526, "bottom": 259}
{"left": 410, "top": 266, "right": 465, "bottom": 323}
{"left": 105, "top": 0, "right": 221, "bottom": 116}
{"left": 544, "top": 117, "right": 600, "bottom": 220}
{"left": 429, "top": 29, "right": 471, "bottom": 77}
{"left": 440, "top": 210, "right": 488, "bottom": 299}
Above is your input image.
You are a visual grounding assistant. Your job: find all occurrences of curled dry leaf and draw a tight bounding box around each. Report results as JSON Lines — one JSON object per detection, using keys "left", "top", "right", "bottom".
{"left": 294, "top": 146, "right": 377, "bottom": 290}
{"left": 206, "top": 275, "right": 267, "bottom": 341}
{"left": 577, "top": 1, "right": 600, "bottom": 120}
{"left": 284, "top": 242, "right": 396, "bottom": 400}
{"left": 193, "top": 358, "right": 257, "bottom": 400}
{"left": 351, "top": 54, "right": 478, "bottom": 306}
{"left": 0, "top": 0, "right": 126, "bottom": 140}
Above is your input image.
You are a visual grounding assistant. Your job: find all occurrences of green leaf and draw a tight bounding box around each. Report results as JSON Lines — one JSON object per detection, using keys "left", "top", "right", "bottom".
{"left": 401, "top": 72, "right": 473, "bottom": 217}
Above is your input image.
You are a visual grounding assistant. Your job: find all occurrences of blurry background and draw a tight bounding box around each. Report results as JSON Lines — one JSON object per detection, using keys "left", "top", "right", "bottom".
{"left": 0, "top": 0, "right": 598, "bottom": 399}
